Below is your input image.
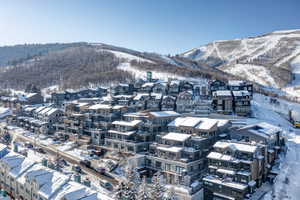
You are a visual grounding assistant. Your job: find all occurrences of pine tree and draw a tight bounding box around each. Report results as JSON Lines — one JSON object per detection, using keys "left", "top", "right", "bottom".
{"left": 137, "top": 176, "right": 150, "bottom": 200}
{"left": 164, "top": 186, "right": 176, "bottom": 200}
{"left": 150, "top": 172, "right": 165, "bottom": 200}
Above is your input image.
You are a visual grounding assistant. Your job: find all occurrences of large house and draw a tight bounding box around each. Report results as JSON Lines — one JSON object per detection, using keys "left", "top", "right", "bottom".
{"left": 203, "top": 140, "right": 266, "bottom": 200}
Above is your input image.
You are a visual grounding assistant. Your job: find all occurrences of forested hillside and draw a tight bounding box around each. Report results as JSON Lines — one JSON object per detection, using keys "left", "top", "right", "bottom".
{"left": 0, "top": 42, "right": 86, "bottom": 66}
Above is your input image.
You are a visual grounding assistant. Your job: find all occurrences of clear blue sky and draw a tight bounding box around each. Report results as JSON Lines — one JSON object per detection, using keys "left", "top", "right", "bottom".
{"left": 0, "top": 0, "right": 299, "bottom": 54}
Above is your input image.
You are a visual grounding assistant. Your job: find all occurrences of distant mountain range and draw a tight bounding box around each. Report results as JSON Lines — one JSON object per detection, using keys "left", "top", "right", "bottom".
{"left": 1, "top": 29, "right": 300, "bottom": 97}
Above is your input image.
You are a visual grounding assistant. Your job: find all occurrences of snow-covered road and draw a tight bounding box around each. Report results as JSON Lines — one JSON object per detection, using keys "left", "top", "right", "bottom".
{"left": 264, "top": 131, "right": 300, "bottom": 200}
{"left": 251, "top": 93, "right": 300, "bottom": 200}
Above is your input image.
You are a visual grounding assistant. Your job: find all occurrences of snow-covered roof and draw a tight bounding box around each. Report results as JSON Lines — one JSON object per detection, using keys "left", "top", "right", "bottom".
{"left": 162, "top": 95, "right": 176, "bottom": 100}
{"left": 213, "top": 141, "right": 257, "bottom": 153}
{"left": 0, "top": 144, "right": 7, "bottom": 152}
{"left": 228, "top": 80, "right": 247, "bottom": 86}
{"left": 49, "top": 181, "right": 101, "bottom": 200}
{"left": 217, "top": 119, "right": 230, "bottom": 127}
{"left": 162, "top": 132, "right": 191, "bottom": 142}
{"left": 240, "top": 122, "right": 282, "bottom": 140}
{"left": 88, "top": 104, "right": 112, "bottom": 110}
{"left": 38, "top": 171, "right": 70, "bottom": 199}
{"left": 195, "top": 118, "right": 218, "bottom": 130}
{"left": 133, "top": 93, "right": 149, "bottom": 100}
{"left": 203, "top": 176, "right": 248, "bottom": 191}
{"left": 0, "top": 152, "right": 35, "bottom": 178}
{"left": 232, "top": 90, "right": 250, "bottom": 97}
{"left": 108, "top": 130, "right": 136, "bottom": 136}
{"left": 142, "top": 82, "right": 155, "bottom": 88}
{"left": 207, "top": 152, "right": 239, "bottom": 163}
{"left": 213, "top": 90, "right": 232, "bottom": 96}
{"left": 0, "top": 107, "right": 12, "bottom": 119}
{"left": 112, "top": 120, "right": 142, "bottom": 127}
{"left": 149, "top": 111, "right": 180, "bottom": 118}
{"left": 34, "top": 106, "right": 47, "bottom": 114}
{"left": 170, "top": 80, "right": 180, "bottom": 85}
{"left": 157, "top": 146, "right": 183, "bottom": 153}
{"left": 216, "top": 168, "right": 236, "bottom": 175}
{"left": 150, "top": 93, "right": 162, "bottom": 100}
{"left": 168, "top": 117, "right": 218, "bottom": 130}
{"left": 112, "top": 105, "right": 125, "bottom": 110}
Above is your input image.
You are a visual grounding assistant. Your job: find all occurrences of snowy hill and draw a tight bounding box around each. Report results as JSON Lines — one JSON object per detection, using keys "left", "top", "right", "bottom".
{"left": 181, "top": 29, "right": 300, "bottom": 91}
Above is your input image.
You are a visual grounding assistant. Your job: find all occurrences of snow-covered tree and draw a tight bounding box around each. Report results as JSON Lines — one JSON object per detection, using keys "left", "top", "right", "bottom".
{"left": 150, "top": 172, "right": 165, "bottom": 200}
{"left": 115, "top": 181, "right": 138, "bottom": 200}
{"left": 164, "top": 186, "right": 176, "bottom": 200}
{"left": 125, "top": 164, "right": 141, "bottom": 191}
{"left": 137, "top": 176, "right": 151, "bottom": 200}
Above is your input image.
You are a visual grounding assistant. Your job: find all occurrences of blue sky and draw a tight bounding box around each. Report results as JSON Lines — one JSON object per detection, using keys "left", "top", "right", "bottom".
{"left": 0, "top": 0, "right": 299, "bottom": 54}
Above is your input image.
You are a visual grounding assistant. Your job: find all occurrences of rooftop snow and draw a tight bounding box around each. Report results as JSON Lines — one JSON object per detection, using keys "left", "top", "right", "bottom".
{"left": 88, "top": 104, "right": 112, "bottom": 110}
{"left": 0, "top": 107, "right": 12, "bottom": 119}
{"left": 108, "top": 130, "right": 136, "bottom": 136}
{"left": 207, "top": 152, "right": 239, "bottom": 163}
{"left": 157, "top": 146, "right": 183, "bottom": 153}
{"left": 168, "top": 117, "right": 218, "bottom": 130}
{"left": 112, "top": 120, "right": 142, "bottom": 127}
{"left": 228, "top": 80, "right": 247, "bottom": 86}
{"left": 162, "top": 132, "right": 191, "bottom": 142}
{"left": 203, "top": 176, "right": 248, "bottom": 191}
{"left": 213, "top": 90, "right": 232, "bottom": 96}
{"left": 213, "top": 141, "right": 257, "bottom": 153}
{"left": 149, "top": 111, "right": 180, "bottom": 118}
{"left": 232, "top": 90, "right": 250, "bottom": 97}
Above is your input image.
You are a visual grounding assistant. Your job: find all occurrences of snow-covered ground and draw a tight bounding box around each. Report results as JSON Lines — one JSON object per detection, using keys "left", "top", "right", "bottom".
{"left": 224, "top": 64, "right": 278, "bottom": 88}
{"left": 249, "top": 93, "right": 300, "bottom": 200}
{"left": 117, "top": 62, "right": 209, "bottom": 84}
{"left": 104, "top": 49, "right": 154, "bottom": 63}
{"left": 283, "top": 54, "right": 300, "bottom": 98}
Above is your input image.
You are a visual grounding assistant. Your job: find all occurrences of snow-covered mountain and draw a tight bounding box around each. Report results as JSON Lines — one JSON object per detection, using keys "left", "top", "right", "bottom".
{"left": 181, "top": 29, "right": 300, "bottom": 90}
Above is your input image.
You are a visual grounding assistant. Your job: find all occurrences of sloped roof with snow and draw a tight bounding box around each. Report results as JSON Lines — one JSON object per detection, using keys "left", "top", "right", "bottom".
{"left": 49, "top": 181, "right": 100, "bottom": 200}
{"left": 0, "top": 107, "right": 12, "bottom": 119}
{"left": 240, "top": 122, "right": 282, "bottom": 140}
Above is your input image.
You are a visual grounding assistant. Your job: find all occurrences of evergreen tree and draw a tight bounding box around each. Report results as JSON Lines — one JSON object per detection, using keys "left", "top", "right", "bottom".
{"left": 164, "top": 186, "right": 176, "bottom": 200}
{"left": 150, "top": 172, "right": 165, "bottom": 200}
{"left": 137, "top": 176, "right": 150, "bottom": 200}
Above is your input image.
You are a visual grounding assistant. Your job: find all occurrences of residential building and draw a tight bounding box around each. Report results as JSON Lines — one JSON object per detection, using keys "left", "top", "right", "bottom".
{"left": 203, "top": 140, "right": 265, "bottom": 200}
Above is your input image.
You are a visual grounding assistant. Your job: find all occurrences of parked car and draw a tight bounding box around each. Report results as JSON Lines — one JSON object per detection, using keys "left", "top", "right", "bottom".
{"left": 72, "top": 165, "right": 82, "bottom": 173}
{"left": 80, "top": 160, "right": 91, "bottom": 168}
{"left": 99, "top": 180, "right": 113, "bottom": 191}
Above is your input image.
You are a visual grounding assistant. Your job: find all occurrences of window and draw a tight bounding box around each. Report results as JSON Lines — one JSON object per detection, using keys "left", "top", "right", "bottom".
{"left": 175, "top": 166, "right": 185, "bottom": 174}
{"left": 165, "top": 163, "right": 171, "bottom": 171}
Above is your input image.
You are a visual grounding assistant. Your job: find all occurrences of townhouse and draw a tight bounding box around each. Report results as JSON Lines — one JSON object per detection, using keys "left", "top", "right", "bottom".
{"left": 146, "top": 132, "right": 208, "bottom": 187}
{"left": 229, "top": 122, "right": 285, "bottom": 180}
{"left": 0, "top": 147, "right": 110, "bottom": 200}
{"left": 203, "top": 140, "right": 265, "bottom": 200}
{"left": 105, "top": 119, "right": 152, "bottom": 153}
